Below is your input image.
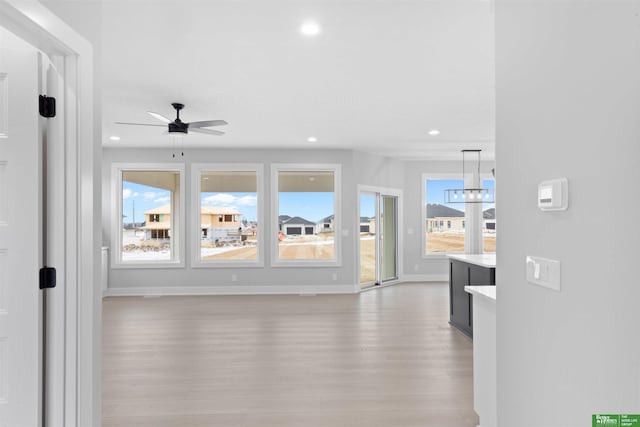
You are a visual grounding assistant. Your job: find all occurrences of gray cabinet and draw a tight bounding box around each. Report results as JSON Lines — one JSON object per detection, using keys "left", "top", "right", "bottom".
{"left": 449, "top": 259, "right": 495, "bottom": 337}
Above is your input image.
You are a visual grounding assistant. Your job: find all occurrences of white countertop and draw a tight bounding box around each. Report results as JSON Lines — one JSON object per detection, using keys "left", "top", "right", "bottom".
{"left": 448, "top": 253, "right": 496, "bottom": 268}
{"left": 465, "top": 285, "right": 496, "bottom": 301}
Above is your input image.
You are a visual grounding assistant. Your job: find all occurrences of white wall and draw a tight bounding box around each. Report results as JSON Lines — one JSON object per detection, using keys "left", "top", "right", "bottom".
{"left": 352, "top": 150, "right": 405, "bottom": 189}
{"left": 496, "top": 1, "right": 640, "bottom": 425}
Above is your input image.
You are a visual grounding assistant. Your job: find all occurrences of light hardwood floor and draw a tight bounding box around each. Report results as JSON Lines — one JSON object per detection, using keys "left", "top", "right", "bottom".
{"left": 103, "top": 283, "right": 478, "bottom": 427}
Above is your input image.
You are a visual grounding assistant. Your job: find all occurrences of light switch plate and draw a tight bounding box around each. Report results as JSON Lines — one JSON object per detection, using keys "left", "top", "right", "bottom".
{"left": 526, "top": 256, "right": 561, "bottom": 291}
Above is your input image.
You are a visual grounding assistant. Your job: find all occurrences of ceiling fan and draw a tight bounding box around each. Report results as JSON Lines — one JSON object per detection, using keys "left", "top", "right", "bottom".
{"left": 115, "top": 103, "right": 228, "bottom": 136}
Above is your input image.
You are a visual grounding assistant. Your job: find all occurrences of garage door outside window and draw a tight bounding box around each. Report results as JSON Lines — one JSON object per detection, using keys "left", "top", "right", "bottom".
{"left": 272, "top": 164, "right": 341, "bottom": 267}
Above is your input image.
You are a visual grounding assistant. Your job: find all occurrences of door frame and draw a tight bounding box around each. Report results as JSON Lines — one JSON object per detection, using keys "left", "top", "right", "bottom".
{"left": 356, "top": 185, "right": 403, "bottom": 289}
{"left": 0, "top": 2, "right": 97, "bottom": 426}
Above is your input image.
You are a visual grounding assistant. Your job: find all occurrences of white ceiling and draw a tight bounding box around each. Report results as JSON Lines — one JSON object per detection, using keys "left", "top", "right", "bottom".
{"left": 97, "top": 0, "right": 495, "bottom": 160}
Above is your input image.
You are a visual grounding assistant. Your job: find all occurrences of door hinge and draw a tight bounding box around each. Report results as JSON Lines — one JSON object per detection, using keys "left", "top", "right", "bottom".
{"left": 39, "top": 95, "right": 56, "bottom": 118}
{"left": 39, "top": 267, "right": 56, "bottom": 289}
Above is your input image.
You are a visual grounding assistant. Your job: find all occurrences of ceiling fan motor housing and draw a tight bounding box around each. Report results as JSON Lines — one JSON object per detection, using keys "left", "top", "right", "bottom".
{"left": 168, "top": 102, "right": 188, "bottom": 133}
{"left": 168, "top": 121, "right": 188, "bottom": 134}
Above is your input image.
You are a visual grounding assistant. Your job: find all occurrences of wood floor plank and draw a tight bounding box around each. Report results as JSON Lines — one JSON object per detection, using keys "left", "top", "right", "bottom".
{"left": 102, "top": 283, "right": 478, "bottom": 426}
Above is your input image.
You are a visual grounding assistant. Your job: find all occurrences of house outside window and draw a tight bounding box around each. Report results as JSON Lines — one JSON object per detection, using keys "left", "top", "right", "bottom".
{"left": 482, "top": 179, "right": 496, "bottom": 253}
{"left": 272, "top": 164, "right": 341, "bottom": 266}
{"left": 192, "top": 164, "right": 263, "bottom": 266}
{"left": 423, "top": 174, "right": 496, "bottom": 255}
{"left": 113, "top": 164, "right": 185, "bottom": 267}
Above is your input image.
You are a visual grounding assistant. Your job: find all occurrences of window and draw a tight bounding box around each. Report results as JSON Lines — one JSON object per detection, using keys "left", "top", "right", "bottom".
{"left": 423, "top": 175, "right": 496, "bottom": 255}
{"left": 424, "top": 177, "right": 465, "bottom": 254}
{"left": 482, "top": 179, "right": 496, "bottom": 253}
{"left": 272, "top": 165, "right": 341, "bottom": 265}
{"left": 113, "top": 164, "right": 185, "bottom": 266}
{"left": 192, "top": 164, "right": 263, "bottom": 266}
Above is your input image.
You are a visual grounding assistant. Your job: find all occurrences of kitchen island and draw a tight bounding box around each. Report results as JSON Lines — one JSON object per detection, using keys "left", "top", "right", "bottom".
{"left": 448, "top": 254, "right": 496, "bottom": 337}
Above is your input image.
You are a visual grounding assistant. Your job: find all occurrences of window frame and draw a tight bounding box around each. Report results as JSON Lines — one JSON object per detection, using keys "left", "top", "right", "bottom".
{"left": 112, "top": 163, "right": 185, "bottom": 269}
{"left": 422, "top": 173, "right": 495, "bottom": 258}
{"left": 271, "top": 164, "right": 342, "bottom": 268}
{"left": 191, "top": 163, "right": 264, "bottom": 268}
{"left": 421, "top": 173, "right": 466, "bottom": 258}
{"left": 481, "top": 176, "right": 496, "bottom": 254}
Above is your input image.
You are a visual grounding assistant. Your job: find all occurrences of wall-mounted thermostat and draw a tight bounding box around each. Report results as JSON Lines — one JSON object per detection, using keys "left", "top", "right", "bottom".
{"left": 538, "top": 178, "right": 568, "bottom": 211}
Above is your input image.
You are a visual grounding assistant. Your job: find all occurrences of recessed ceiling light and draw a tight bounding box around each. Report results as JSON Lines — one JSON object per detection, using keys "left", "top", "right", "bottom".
{"left": 428, "top": 129, "right": 440, "bottom": 136}
{"left": 109, "top": 135, "right": 121, "bottom": 141}
{"left": 300, "top": 21, "right": 321, "bottom": 36}
{"left": 307, "top": 136, "right": 317, "bottom": 143}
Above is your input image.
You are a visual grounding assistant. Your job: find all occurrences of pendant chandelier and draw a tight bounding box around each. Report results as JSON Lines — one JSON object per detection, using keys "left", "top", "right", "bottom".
{"left": 444, "top": 149, "right": 495, "bottom": 204}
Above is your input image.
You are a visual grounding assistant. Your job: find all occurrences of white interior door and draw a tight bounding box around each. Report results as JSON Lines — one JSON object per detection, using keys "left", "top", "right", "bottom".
{"left": 0, "top": 26, "right": 42, "bottom": 426}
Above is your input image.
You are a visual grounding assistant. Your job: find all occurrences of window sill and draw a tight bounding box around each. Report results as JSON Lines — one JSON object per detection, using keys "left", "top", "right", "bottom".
{"left": 191, "top": 260, "right": 265, "bottom": 269}
{"left": 271, "top": 260, "right": 342, "bottom": 268}
{"left": 111, "top": 260, "right": 185, "bottom": 269}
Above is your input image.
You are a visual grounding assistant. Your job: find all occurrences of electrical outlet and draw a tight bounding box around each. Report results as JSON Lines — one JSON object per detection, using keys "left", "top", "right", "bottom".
{"left": 231, "top": 274, "right": 238, "bottom": 282}
{"left": 332, "top": 273, "right": 337, "bottom": 281}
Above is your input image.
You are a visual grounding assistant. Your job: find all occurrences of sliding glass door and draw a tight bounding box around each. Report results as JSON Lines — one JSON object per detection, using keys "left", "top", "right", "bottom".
{"left": 359, "top": 189, "right": 399, "bottom": 287}
{"left": 359, "top": 192, "right": 377, "bottom": 286}
{"left": 380, "top": 195, "right": 398, "bottom": 282}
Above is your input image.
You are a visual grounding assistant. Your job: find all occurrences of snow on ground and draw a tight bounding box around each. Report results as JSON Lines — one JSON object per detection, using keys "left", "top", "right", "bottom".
{"left": 122, "top": 250, "right": 171, "bottom": 261}
{"left": 123, "top": 232, "right": 144, "bottom": 245}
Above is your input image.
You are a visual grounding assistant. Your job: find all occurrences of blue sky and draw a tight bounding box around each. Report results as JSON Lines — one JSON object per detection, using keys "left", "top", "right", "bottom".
{"left": 279, "top": 192, "right": 334, "bottom": 222}
{"left": 360, "top": 194, "right": 376, "bottom": 218}
{"left": 201, "top": 192, "right": 257, "bottom": 222}
{"left": 122, "top": 182, "right": 171, "bottom": 223}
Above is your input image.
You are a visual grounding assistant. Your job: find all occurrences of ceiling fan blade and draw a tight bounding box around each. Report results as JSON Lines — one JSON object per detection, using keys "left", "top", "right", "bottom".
{"left": 188, "top": 119, "right": 228, "bottom": 128}
{"left": 147, "top": 111, "right": 172, "bottom": 123}
{"left": 189, "top": 127, "right": 225, "bottom": 136}
{"left": 115, "top": 121, "right": 166, "bottom": 127}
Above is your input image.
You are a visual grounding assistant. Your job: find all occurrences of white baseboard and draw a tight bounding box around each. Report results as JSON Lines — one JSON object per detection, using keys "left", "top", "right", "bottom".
{"left": 401, "top": 274, "right": 448, "bottom": 282}
{"left": 104, "top": 283, "right": 357, "bottom": 297}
